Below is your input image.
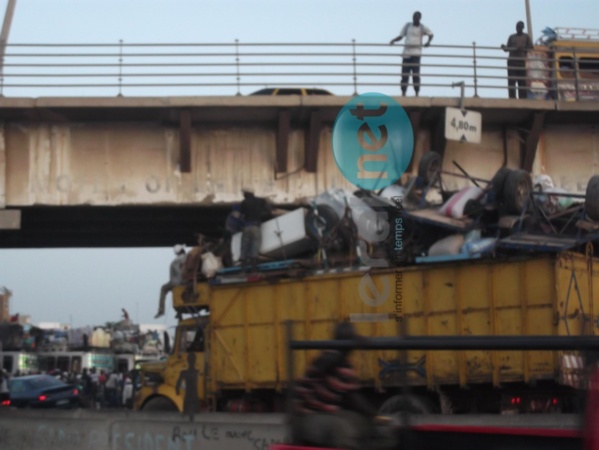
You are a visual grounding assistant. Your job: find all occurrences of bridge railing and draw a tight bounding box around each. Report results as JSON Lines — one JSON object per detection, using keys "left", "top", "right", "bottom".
{"left": 0, "top": 41, "right": 597, "bottom": 100}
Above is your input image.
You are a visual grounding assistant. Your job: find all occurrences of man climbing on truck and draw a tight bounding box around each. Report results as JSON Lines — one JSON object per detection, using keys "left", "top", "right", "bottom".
{"left": 155, "top": 244, "right": 187, "bottom": 319}
{"left": 290, "top": 322, "right": 397, "bottom": 450}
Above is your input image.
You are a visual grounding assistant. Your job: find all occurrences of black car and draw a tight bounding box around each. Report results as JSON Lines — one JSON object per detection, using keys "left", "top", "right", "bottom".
{"left": 8, "top": 374, "right": 80, "bottom": 409}
{"left": 250, "top": 87, "right": 333, "bottom": 96}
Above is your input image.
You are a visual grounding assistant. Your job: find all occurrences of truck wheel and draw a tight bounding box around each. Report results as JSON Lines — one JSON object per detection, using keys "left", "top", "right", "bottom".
{"left": 490, "top": 167, "right": 512, "bottom": 204}
{"left": 503, "top": 169, "right": 532, "bottom": 215}
{"left": 142, "top": 397, "right": 178, "bottom": 412}
{"left": 378, "top": 394, "right": 436, "bottom": 415}
{"left": 418, "top": 152, "right": 442, "bottom": 185}
{"left": 586, "top": 175, "right": 599, "bottom": 221}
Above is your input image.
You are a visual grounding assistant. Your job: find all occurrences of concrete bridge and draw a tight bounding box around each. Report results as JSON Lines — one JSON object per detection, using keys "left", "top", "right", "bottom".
{"left": 0, "top": 95, "right": 598, "bottom": 248}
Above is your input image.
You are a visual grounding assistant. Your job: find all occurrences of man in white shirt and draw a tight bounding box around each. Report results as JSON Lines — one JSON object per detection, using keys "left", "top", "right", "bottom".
{"left": 105, "top": 370, "right": 120, "bottom": 407}
{"left": 389, "top": 11, "right": 434, "bottom": 97}
{"left": 155, "top": 244, "right": 187, "bottom": 318}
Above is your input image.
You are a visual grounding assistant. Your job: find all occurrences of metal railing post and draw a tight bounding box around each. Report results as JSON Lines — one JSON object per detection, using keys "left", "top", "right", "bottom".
{"left": 0, "top": 55, "right": 4, "bottom": 97}
{"left": 0, "top": 0, "right": 18, "bottom": 98}
{"left": 452, "top": 81, "right": 466, "bottom": 111}
{"left": 550, "top": 53, "right": 558, "bottom": 102}
{"left": 352, "top": 39, "right": 358, "bottom": 96}
{"left": 573, "top": 47, "right": 580, "bottom": 101}
{"left": 117, "top": 39, "right": 123, "bottom": 97}
{"left": 235, "top": 39, "right": 241, "bottom": 96}
{"left": 472, "top": 41, "right": 479, "bottom": 98}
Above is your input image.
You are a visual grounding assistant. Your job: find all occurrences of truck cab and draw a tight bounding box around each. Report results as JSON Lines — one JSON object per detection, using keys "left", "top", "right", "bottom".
{"left": 134, "top": 310, "right": 208, "bottom": 412}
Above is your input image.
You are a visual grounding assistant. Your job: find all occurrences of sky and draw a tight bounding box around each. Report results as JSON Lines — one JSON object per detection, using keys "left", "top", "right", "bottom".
{"left": 0, "top": 0, "right": 597, "bottom": 329}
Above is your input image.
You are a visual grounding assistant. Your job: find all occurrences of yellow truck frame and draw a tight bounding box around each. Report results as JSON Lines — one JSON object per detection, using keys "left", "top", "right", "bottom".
{"left": 134, "top": 250, "right": 598, "bottom": 414}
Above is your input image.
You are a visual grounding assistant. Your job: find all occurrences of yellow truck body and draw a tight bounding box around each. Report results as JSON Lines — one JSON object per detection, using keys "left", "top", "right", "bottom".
{"left": 135, "top": 251, "right": 599, "bottom": 413}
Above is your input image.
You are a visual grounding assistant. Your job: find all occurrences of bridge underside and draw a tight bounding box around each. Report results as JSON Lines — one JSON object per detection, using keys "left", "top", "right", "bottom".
{"left": 1, "top": 205, "right": 237, "bottom": 249}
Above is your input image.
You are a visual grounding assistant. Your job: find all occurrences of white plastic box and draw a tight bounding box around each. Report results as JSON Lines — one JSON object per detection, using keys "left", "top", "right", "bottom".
{"left": 231, "top": 208, "right": 312, "bottom": 263}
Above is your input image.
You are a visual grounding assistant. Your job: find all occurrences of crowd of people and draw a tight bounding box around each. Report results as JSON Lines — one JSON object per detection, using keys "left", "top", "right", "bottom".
{"left": 78, "top": 367, "right": 135, "bottom": 409}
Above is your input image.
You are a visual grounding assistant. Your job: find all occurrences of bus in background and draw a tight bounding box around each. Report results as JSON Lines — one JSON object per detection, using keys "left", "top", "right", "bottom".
{"left": 38, "top": 351, "right": 115, "bottom": 374}
{"left": 527, "top": 27, "right": 599, "bottom": 101}
{"left": 1, "top": 351, "right": 39, "bottom": 376}
{"left": 39, "top": 350, "right": 164, "bottom": 375}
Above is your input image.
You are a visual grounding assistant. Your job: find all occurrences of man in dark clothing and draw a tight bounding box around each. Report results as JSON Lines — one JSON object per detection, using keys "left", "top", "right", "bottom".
{"left": 290, "top": 322, "right": 397, "bottom": 450}
{"left": 239, "top": 187, "right": 270, "bottom": 273}
{"left": 501, "top": 21, "right": 534, "bottom": 99}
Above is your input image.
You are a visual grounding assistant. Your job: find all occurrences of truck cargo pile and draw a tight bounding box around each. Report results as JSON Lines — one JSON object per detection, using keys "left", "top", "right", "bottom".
{"left": 215, "top": 152, "right": 599, "bottom": 283}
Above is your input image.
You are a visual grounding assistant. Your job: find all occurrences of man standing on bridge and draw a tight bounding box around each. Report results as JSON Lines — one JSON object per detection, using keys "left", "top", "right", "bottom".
{"left": 389, "top": 11, "right": 434, "bottom": 97}
{"left": 501, "top": 21, "right": 534, "bottom": 99}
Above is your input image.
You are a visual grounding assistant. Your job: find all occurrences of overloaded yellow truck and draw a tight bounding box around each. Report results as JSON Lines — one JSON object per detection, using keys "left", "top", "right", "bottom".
{"left": 527, "top": 26, "right": 599, "bottom": 101}
{"left": 134, "top": 249, "right": 598, "bottom": 415}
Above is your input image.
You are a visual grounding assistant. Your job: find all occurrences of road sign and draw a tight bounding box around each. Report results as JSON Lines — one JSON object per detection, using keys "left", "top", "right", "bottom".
{"left": 445, "top": 107, "right": 482, "bottom": 144}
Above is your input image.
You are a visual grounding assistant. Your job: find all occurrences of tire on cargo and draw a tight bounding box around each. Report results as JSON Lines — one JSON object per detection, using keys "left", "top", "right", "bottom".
{"left": 418, "top": 152, "right": 442, "bottom": 185}
{"left": 503, "top": 169, "right": 532, "bottom": 215}
{"left": 305, "top": 205, "right": 340, "bottom": 239}
{"left": 378, "top": 394, "right": 436, "bottom": 415}
{"left": 141, "top": 396, "right": 178, "bottom": 412}
{"left": 490, "top": 167, "right": 512, "bottom": 204}
{"left": 586, "top": 175, "right": 599, "bottom": 221}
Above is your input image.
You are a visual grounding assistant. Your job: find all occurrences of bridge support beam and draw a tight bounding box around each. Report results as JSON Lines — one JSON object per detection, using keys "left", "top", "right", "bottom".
{"left": 179, "top": 109, "right": 192, "bottom": 173}
{"left": 276, "top": 109, "right": 290, "bottom": 173}
{"left": 304, "top": 110, "right": 322, "bottom": 173}
{"left": 406, "top": 110, "right": 422, "bottom": 173}
{"left": 520, "top": 112, "right": 545, "bottom": 172}
{"left": 430, "top": 112, "right": 447, "bottom": 164}
{"left": 0, "top": 122, "right": 4, "bottom": 208}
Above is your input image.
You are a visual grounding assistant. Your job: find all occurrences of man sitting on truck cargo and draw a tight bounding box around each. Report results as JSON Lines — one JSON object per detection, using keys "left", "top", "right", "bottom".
{"left": 290, "top": 322, "right": 397, "bottom": 450}
{"left": 155, "top": 244, "right": 187, "bottom": 319}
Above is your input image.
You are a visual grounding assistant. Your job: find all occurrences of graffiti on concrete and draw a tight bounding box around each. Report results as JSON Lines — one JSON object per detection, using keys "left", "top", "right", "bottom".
{"left": 35, "top": 424, "right": 108, "bottom": 449}
{"left": 22, "top": 420, "right": 283, "bottom": 450}
{"left": 224, "top": 429, "right": 282, "bottom": 450}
